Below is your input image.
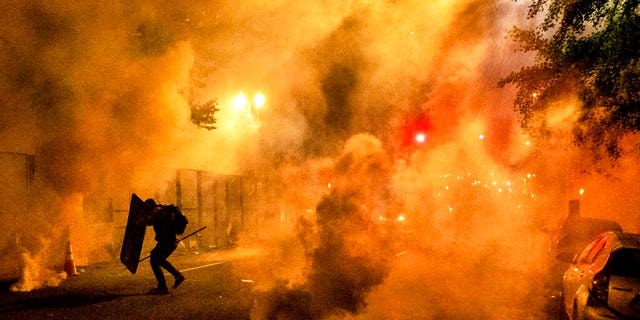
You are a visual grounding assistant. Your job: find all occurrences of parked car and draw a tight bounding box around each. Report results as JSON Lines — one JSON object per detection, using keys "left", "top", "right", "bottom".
{"left": 562, "top": 231, "right": 640, "bottom": 320}
{"left": 545, "top": 200, "right": 622, "bottom": 315}
{"left": 549, "top": 214, "right": 623, "bottom": 289}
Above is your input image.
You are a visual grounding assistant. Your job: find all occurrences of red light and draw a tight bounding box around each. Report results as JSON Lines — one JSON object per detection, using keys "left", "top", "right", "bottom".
{"left": 400, "top": 114, "right": 432, "bottom": 148}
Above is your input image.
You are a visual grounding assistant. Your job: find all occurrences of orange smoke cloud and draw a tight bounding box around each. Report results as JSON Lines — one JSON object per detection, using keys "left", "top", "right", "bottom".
{"left": 252, "top": 134, "right": 396, "bottom": 319}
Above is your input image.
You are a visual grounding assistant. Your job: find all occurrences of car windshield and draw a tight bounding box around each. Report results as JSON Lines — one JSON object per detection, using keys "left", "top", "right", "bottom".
{"left": 608, "top": 248, "right": 640, "bottom": 278}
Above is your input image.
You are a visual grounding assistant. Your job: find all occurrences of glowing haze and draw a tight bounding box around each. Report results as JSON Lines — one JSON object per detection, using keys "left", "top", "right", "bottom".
{"left": 0, "top": 0, "right": 639, "bottom": 317}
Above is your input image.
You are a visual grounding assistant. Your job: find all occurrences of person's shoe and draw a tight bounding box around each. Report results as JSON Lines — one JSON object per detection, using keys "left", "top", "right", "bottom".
{"left": 148, "top": 287, "right": 169, "bottom": 295}
{"left": 173, "top": 274, "right": 185, "bottom": 289}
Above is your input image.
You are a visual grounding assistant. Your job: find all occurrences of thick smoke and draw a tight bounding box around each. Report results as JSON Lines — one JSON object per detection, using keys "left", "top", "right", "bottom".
{"left": 246, "top": 0, "right": 638, "bottom": 319}
{"left": 1, "top": 0, "right": 639, "bottom": 318}
{"left": 252, "top": 134, "right": 396, "bottom": 320}
{"left": 0, "top": 0, "right": 204, "bottom": 289}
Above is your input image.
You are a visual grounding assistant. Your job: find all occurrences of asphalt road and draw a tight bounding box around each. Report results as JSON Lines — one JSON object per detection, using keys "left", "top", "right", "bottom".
{"left": 0, "top": 247, "right": 259, "bottom": 320}
{"left": 0, "top": 241, "right": 559, "bottom": 320}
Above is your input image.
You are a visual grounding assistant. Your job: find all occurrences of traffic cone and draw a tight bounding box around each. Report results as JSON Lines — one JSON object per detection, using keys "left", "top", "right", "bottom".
{"left": 64, "top": 241, "right": 78, "bottom": 276}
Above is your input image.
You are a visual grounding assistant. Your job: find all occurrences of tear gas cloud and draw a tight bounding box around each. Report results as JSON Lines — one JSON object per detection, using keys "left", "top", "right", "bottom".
{"left": 252, "top": 134, "right": 396, "bottom": 319}
{"left": 1, "top": 0, "right": 639, "bottom": 317}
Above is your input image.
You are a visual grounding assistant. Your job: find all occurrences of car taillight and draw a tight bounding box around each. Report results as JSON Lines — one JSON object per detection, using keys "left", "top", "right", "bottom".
{"left": 592, "top": 271, "right": 609, "bottom": 303}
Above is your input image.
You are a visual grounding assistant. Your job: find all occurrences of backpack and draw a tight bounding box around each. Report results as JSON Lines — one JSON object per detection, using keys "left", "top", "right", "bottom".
{"left": 164, "top": 205, "right": 188, "bottom": 235}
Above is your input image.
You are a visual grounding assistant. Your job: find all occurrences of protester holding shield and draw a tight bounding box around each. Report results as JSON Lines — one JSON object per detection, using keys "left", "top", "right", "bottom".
{"left": 144, "top": 198, "right": 186, "bottom": 295}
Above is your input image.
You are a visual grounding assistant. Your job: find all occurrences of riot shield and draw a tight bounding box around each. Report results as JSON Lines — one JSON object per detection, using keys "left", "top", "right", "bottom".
{"left": 120, "top": 193, "right": 147, "bottom": 274}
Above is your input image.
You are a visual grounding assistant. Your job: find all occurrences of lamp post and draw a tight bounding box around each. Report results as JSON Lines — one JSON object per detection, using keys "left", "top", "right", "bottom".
{"left": 253, "top": 91, "right": 265, "bottom": 122}
{"left": 233, "top": 91, "right": 265, "bottom": 123}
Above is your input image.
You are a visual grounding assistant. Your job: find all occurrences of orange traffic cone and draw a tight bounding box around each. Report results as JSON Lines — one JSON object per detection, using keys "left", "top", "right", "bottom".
{"left": 64, "top": 241, "right": 78, "bottom": 276}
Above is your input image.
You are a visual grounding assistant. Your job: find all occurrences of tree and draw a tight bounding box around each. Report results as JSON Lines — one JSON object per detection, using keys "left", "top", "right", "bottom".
{"left": 500, "top": 0, "right": 640, "bottom": 158}
{"left": 190, "top": 99, "right": 219, "bottom": 130}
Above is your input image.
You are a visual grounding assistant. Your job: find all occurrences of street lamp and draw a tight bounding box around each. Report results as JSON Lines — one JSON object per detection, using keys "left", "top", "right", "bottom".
{"left": 233, "top": 92, "right": 248, "bottom": 113}
{"left": 252, "top": 91, "right": 265, "bottom": 122}
{"left": 232, "top": 91, "right": 265, "bottom": 123}
{"left": 254, "top": 91, "right": 265, "bottom": 108}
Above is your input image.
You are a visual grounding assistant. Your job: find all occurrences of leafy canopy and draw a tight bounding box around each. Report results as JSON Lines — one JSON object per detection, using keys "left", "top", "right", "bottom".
{"left": 190, "top": 99, "right": 219, "bottom": 130}
{"left": 500, "top": 0, "right": 640, "bottom": 158}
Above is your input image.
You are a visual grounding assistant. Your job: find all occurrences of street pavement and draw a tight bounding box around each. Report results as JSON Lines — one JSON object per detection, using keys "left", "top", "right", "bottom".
{"left": 0, "top": 241, "right": 559, "bottom": 320}
{"left": 0, "top": 246, "right": 261, "bottom": 320}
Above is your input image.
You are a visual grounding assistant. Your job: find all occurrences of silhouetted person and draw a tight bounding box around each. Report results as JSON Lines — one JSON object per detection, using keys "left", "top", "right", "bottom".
{"left": 144, "top": 199, "right": 185, "bottom": 294}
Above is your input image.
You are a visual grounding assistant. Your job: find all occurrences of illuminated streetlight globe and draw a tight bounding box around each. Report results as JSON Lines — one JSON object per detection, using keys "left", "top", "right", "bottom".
{"left": 233, "top": 92, "right": 247, "bottom": 111}
{"left": 254, "top": 92, "right": 265, "bottom": 108}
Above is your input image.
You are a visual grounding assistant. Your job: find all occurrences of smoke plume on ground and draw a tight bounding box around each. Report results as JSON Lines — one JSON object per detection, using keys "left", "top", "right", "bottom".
{"left": 252, "top": 134, "right": 396, "bottom": 320}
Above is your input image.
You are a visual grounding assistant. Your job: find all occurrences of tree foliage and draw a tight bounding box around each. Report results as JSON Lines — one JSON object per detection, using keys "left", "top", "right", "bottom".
{"left": 500, "top": 0, "right": 640, "bottom": 158}
{"left": 190, "top": 99, "right": 219, "bottom": 130}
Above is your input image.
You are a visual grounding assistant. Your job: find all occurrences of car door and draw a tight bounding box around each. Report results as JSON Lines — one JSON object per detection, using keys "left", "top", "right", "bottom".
{"left": 605, "top": 248, "right": 640, "bottom": 317}
{"left": 563, "top": 234, "right": 608, "bottom": 317}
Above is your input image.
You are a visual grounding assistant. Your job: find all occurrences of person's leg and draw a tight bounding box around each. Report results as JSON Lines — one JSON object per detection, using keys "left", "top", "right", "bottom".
{"left": 158, "top": 245, "right": 185, "bottom": 288}
{"left": 160, "top": 259, "right": 180, "bottom": 277}
{"left": 150, "top": 246, "right": 170, "bottom": 291}
{"left": 160, "top": 259, "right": 185, "bottom": 288}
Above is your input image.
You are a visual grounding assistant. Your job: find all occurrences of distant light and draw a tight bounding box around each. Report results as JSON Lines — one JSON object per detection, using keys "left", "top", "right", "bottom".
{"left": 525, "top": 141, "right": 531, "bottom": 146}
{"left": 397, "top": 215, "right": 406, "bottom": 222}
{"left": 233, "top": 92, "right": 247, "bottom": 111}
{"left": 328, "top": 182, "right": 332, "bottom": 189}
{"left": 415, "top": 133, "right": 426, "bottom": 144}
{"left": 579, "top": 188, "right": 585, "bottom": 196}
{"left": 478, "top": 134, "right": 485, "bottom": 140}
{"left": 254, "top": 92, "right": 265, "bottom": 108}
